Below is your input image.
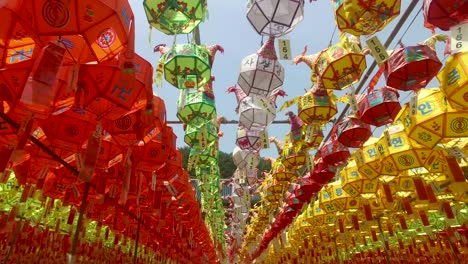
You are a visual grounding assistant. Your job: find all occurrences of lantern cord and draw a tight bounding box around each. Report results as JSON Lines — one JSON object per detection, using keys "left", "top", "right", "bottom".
{"left": 166, "top": 119, "right": 292, "bottom": 124}
{"left": 322, "top": 0, "right": 420, "bottom": 144}
{"left": 0, "top": 111, "right": 79, "bottom": 176}
{"left": 390, "top": 8, "right": 422, "bottom": 50}
{"left": 328, "top": 26, "right": 337, "bottom": 48}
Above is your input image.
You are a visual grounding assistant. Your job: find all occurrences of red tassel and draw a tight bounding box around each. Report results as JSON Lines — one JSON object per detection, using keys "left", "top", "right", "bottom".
{"left": 442, "top": 202, "right": 455, "bottom": 219}
{"left": 402, "top": 198, "right": 413, "bottom": 215}
{"left": 446, "top": 157, "right": 465, "bottom": 182}
{"left": 352, "top": 214, "right": 360, "bottom": 230}
{"left": 399, "top": 215, "right": 408, "bottom": 230}
{"left": 383, "top": 183, "right": 393, "bottom": 203}
{"left": 425, "top": 184, "right": 438, "bottom": 203}
{"left": 371, "top": 230, "right": 378, "bottom": 242}
{"left": 363, "top": 203, "right": 373, "bottom": 221}
{"left": 387, "top": 222, "right": 394, "bottom": 236}
{"left": 0, "top": 145, "right": 14, "bottom": 173}
{"left": 420, "top": 210, "right": 430, "bottom": 226}
{"left": 413, "top": 178, "right": 428, "bottom": 200}
{"left": 67, "top": 209, "right": 76, "bottom": 225}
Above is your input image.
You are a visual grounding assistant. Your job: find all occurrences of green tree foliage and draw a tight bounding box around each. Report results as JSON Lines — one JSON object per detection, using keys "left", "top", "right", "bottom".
{"left": 178, "top": 146, "right": 271, "bottom": 179}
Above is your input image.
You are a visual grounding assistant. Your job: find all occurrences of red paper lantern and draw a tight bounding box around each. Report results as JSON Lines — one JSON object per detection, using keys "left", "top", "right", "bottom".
{"left": 320, "top": 140, "right": 350, "bottom": 166}
{"left": 423, "top": 0, "right": 468, "bottom": 31}
{"left": 105, "top": 109, "right": 158, "bottom": 147}
{"left": 78, "top": 52, "right": 152, "bottom": 120}
{"left": 40, "top": 108, "right": 96, "bottom": 152}
{"left": 336, "top": 117, "right": 372, "bottom": 148}
{"left": 358, "top": 86, "right": 401, "bottom": 127}
{"left": 385, "top": 45, "right": 442, "bottom": 91}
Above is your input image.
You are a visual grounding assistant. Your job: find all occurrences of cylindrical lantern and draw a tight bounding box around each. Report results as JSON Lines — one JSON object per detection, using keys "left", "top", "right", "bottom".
{"left": 298, "top": 88, "right": 337, "bottom": 125}
{"left": 246, "top": 0, "right": 304, "bottom": 37}
{"left": 320, "top": 140, "right": 350, "bottom": 167}
{"left": 237, "top": 36, "right": 284, "bottom": 96}
{"left": 423, "top": 0, "right": 468, "bottom": 31}
{"left": 385, "top": 45, "right": 442, "bottom": 92}
{"left": 358, "top": 86, "right": 401, "bottom": 127}
{"left": 336, "top": 117, "right": 372, "bottom": 148}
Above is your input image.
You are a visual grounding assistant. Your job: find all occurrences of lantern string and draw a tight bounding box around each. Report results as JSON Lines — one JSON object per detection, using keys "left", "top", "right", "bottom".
{"left": 328, "top": 26, "right": 337, "bottom": 48}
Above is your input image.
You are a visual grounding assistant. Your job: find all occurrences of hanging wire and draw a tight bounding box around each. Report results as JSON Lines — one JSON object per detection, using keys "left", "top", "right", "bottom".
{"left": 328, "top": 26, "right": 338, "bottom": 47}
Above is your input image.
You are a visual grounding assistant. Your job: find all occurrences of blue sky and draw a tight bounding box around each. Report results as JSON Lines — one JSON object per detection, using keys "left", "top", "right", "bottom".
{"left": 129, "top": 0, "right": 443, "bottom": 158}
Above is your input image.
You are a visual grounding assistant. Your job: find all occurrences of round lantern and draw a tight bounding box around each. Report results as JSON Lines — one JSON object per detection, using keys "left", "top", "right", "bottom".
{"left": 423, "top": 0, "right": 468, "bottom": 31}
{"left": 298, "top": 88, "right": 337, "bottom": 125}
{"left": 143, "top": 0, "right": 207, "bottom": 35}
{"left": 232, "top": 147, "right": 260, "bottom": 170}
{"left": 236, "top": 126, "right": 268, "bottom": 151}
{"left": 401, "top": 88, "right": 468, "bottom": 148}
{"left": 358, "top": 86, "right": 401, "bottom": 127}
{"left": 332, "top": 0, "right": 401, "bottom": 36}
{"left": 237, "top": 36, "right": 284, "bottom": 96}
{"left": 228, "top": 85, "right": 277, "bottom": 130}
{"left": 177, "top": 88, "right": 217, "bottom": 126}
{"left": 385, "top": 44, "right": 442, "bottom": 91}
{"left": 246, "top": 0, "right": 304, "bottom": 37}
{"left": 320, "top": 140, "right": 350, "bottom": 167}
{"left": 336, "top": 117, "right": 372, "bottom": 148}
{"left": 155, "top": 43, "right": 212, "bottom": 89}
{"left": 184, "top": 120, "right": 218, "bottom": 148}
{"left": 87, "top": 135, "right": 122, "bottom": 170}
{"left": 438, "top": 50, "right": 468, "bottom": 109}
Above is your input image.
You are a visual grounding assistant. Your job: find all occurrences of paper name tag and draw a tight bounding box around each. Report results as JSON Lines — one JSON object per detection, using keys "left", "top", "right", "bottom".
{"left": 451, "top": 22, "right": 468, "bottom": 52}
{"left": 447, "top": 146, "right": 465, "bottom": 158}
{"left": 366, "top": 36, "right": 389, "bottom": 65}
{"left": 278, "top": 39, "right": 292, "bottom": 60}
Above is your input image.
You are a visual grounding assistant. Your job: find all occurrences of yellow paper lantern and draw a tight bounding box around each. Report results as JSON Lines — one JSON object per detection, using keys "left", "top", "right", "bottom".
{"left": 333, "top": 0, "right": 401, "bottom": 36}
{"left": 354, "top": 137, "right": 382, "bottom": 180}
{"left": 313, "top": 35, "right": 367, "bottom": 90}
{"left": 402, "top": 88, "right": 468, "bottom": 149}
{"left": 341, "top": 159, "right": 380, "bottom": 197}
{"left": 438, "top": 51, "right": 468, "bottom": 109}
{"left": 376, "top": 124, "right": 435, "bottom": 173}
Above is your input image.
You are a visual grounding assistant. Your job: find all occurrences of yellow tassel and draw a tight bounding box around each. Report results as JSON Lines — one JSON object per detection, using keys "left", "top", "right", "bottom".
{"left": 278, "top": 96, "right": 300, "bottom": 112}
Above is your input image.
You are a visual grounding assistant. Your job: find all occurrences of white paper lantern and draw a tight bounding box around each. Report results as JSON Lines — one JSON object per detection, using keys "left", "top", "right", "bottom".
{"left": 228, "top": 85, "right": 277, "bottom": 130}
{"left": 232, "top": 147, "right": 260, "bottom": 170}
{"left": 236, "top": 126, "right": 269, "bottom": 150}
{"left": 247, "top": 0, "right": 305, "bottom": 37}
{"left": 237, "top": 36, "right": 284, "bottom": 96}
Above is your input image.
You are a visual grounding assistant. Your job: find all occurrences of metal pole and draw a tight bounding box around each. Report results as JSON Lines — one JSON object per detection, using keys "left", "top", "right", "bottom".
{"left": 166, "top": 119, "right": 291, "bottom": 125}
{"left": 134, "top": 217, "right": 142, "bottom": 264}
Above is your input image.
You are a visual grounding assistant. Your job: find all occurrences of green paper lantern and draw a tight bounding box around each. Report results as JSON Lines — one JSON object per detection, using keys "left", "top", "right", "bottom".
{"left": 143, "top": 0, "right": 207, "bottom": 35}
{"left": 188, "top": 143, "right": 219, "bottom": 168}
{"left": 184, "top": 121, "right": 218, "bottom": 148}
{"left": 160, "top": 44, "right": 211, "bottom": 89}
{"left": 177, "top": 89, "right": 217, "bottom": 125}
